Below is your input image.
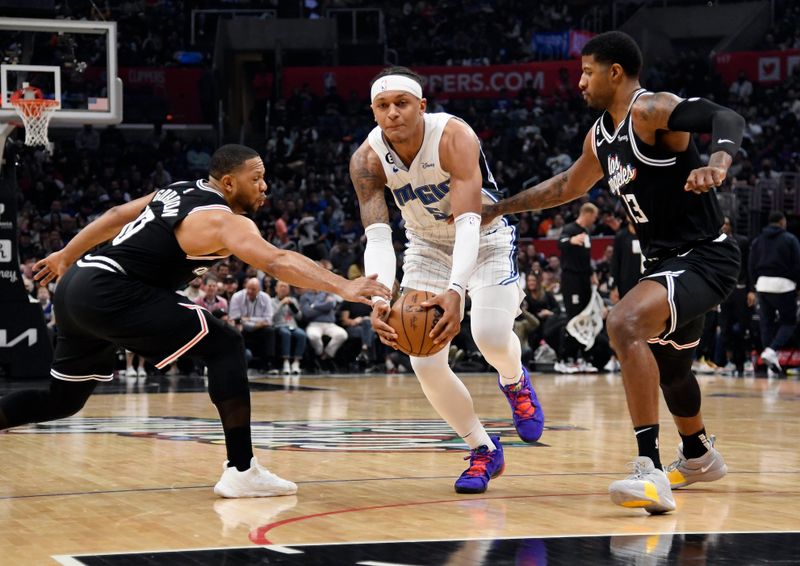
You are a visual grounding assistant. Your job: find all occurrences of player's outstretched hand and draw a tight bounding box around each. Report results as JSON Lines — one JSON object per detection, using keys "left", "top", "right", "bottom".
{"left": 685, "top": 166, "right": 727, "bottom": 194}
{"left": 340, "top": 274, "right": 391, "bottom": 305}
{"left": 33, "top": 250, "right": 72, "bottom": 287}
{"left": 370, "top": 300, "right": 398, "bottom": 349}
{"left": 422, "top": 289, "right": 461, "bottom": 346}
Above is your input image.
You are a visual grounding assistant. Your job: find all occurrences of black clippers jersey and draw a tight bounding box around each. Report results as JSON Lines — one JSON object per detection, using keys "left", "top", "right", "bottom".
{"left": 592, "top": 89, "right": 724, "bottom": 260}
{"left": 98, "top": 180, "right": 232, "bottom": 289}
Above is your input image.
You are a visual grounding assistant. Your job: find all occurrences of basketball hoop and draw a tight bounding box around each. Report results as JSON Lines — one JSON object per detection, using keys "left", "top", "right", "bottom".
{"left": 9, "top": 86, "right": 59, "bottom": 147}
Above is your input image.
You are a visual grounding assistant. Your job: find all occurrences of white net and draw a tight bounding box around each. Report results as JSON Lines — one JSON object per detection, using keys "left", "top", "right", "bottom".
{"left": 11, "top": 99, "right": 58, "bottom": 147}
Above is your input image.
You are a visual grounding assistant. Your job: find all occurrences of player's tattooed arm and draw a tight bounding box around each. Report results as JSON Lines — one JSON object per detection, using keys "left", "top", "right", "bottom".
{"left": 482, "top": 130, "right": 603, "bottom": 224}
{"left": 350, "top": 142, "right": 390, "bottom": 227}
{"left": 631, "top": 91, "right": 682, "bottom": 132}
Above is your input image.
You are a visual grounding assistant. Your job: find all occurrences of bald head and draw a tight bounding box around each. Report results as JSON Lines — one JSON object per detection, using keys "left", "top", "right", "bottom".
{"left": 245, "top": 277, "right": 260, "bottom": 299}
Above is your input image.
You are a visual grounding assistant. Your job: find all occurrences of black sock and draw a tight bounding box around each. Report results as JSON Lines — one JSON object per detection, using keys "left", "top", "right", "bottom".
{"left": 224, "top": 426, "right": 254, "bottom": 471}
{"left": 634, "top": 424, "right": 662, "bottom": 470}
{"left": 680, "top": 428, "right": 710, "bottom": 459}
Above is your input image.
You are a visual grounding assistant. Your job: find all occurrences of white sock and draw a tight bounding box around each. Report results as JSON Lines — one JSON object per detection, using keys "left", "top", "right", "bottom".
{"left": 498, "top": 369, "right": 523, "bottom": 387}
{"left": 461, "top": 417, "right": 495, "bottom": 451}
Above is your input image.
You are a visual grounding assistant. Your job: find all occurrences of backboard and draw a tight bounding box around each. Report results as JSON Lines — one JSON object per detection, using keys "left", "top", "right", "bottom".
{"left": 0, "top": 17, "right": 122, "bottom": 126}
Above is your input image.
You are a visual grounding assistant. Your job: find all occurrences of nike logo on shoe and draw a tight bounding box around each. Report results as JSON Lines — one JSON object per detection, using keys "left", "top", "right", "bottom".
{"left": 717, "top": 139, "right": 734, "bottom": 144}
{"left": 700, "top": 458, "right": 716, "bottom": 473}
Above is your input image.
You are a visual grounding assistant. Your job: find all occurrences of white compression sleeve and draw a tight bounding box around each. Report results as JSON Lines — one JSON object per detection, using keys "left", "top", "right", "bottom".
{"left": 364, "top": 223, "right": 396, "bottom": 304}
{"left": 448, "top": 212, "right": 481, "bottom": 301}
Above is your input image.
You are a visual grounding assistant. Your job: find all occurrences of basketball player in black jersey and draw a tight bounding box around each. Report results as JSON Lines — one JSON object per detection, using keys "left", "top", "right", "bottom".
{"left": 0, "top": 144, "right": 389, "bottom": 498}
{"left": 482, "top": 32, "right": 745, "bottom": 514}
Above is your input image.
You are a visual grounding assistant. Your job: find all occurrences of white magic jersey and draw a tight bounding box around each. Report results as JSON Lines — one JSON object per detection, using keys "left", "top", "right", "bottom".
{"left": 367, "top": 112, "right": 519, "bottom": 294}
{"left": 367, "top": 112, "right": 505, "bottom": 244}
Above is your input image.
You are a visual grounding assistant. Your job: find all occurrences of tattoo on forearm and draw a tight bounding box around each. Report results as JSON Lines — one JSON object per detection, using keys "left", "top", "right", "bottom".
{"left": 497, "top": 171, "right": 571, "bottom": 214}
{"left": 708, "top": 151, "right": 732, "bottom": 169}
{"left": 350, "top": 152, "right": 389, "bottom": 225}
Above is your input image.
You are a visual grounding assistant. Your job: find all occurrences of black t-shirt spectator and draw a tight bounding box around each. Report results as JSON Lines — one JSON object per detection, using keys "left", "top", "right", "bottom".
{"left": 340, "top": 300, "right": 371, "bottom": 320}
{"left": 558, "top": 222, "right": 592, "bottom": 274}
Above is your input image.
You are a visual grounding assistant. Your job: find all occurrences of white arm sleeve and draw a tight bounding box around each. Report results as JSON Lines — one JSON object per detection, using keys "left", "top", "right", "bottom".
{"left": 448, "top": 212, "right": 481, "bottom": 302}
{"left": 364, "top": 223, "right": 396, "bottom": 304}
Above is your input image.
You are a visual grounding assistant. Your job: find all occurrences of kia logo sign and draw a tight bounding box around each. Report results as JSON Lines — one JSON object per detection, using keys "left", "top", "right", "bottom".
{"left": 0, "top": 329, "right": 38, "bottom": 347}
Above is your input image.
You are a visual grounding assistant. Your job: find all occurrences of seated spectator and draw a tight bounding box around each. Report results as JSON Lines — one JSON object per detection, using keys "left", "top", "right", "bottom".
{"left": 125, "top": 350, "right": 147, "bottom": 378}
{"left": 545, "top": 214, "right": 565, "bottom": 239}
{"left": 329, "top": 239, "right": 358, "bottom": 276}
{"left": 37, "top": 286, "right": 56, "bottom": 345}
{"left": 182, "top": 276, "right": 203, "bottom": 300}
{"left": 194, "top": 276, "right": 228, "bottom": 312}
{"left": 186, "top": 138, "right": 211, "bottom": 177}
{"left": 219, "top": 274, "right": 239, "bottom": 303}
{"left": 272, "top": 280, "right": 306, "bottom": 375}
{"left": 514, "top": 299, "right": 540, "bottom": 364}
{"left": 148, "top": 161, "right": 173, "bottom": 191}
{"left": 299, "top": 261, "right": 348, "bottom": 370}
{"left": 340, "top": 298, "right": 377, "bottom": 369}
{"left": 525, "top": 272, "right": 561, "bottom": 348}
{"left": 229, "top": 277, "right": 276, "bottom": 372}
{"left": 545, "top": 255, "right": 562, "bottom": 285}
{"left": 729, "top": 72, "right": 753, "bottom": 102}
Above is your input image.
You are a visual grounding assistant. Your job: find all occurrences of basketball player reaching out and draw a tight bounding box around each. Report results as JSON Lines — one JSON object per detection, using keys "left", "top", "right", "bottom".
{"left": 482, "top": 32, "right": 745, "bottom": 513}
{"left": 0, "top": 144, "right": 389, "bottom": 498}
{"left": 350, "top": 67, "right": 544, "bottom": 494}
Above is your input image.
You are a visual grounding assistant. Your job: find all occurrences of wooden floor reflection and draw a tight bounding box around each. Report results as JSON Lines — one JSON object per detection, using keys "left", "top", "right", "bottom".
{"left": 1, "top": 371, "right": 799, "bottom": 564}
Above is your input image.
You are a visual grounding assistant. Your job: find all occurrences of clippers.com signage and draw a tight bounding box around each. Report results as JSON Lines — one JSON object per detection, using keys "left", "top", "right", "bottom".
{"left": 714, "top": 49, "right": 800, "bottom": 84}
{"left": 282, "top": 61, "right": 582, "bottom": 100}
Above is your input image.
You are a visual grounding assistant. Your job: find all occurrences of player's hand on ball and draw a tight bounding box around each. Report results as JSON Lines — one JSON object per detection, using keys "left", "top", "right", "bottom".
{"left": 422, "top": 290, "right": 461, "bottom": 345}
{"left": 684, "top": 166, "right": 727, "bottom": 194}
{"left": 342, "top": 274, "right": 391, "bottom": 305}
{"left": 371, "top": 300, "right": 398, "bottom": 348}
{"left": 33, "top": 250, "right": 71, "bottom": 287}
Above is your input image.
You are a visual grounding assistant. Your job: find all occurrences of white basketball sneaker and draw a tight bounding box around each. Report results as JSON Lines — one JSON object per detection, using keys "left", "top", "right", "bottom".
{"left": 214, "top": 457, "right": 298, "bottom": 498}
{"left": 666, "top": 435, "right": 727, "bottom": 489}
{"left": 609, "top": 457, "right": 676, "bottom": 514}
{"left": 761, "top": 347, "right": 782, "bottom": 374}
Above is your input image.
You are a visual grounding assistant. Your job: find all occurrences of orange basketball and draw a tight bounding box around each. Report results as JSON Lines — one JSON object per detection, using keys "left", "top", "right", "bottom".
{"left": 387, "top": 290, "right": 446, "bottom": 357}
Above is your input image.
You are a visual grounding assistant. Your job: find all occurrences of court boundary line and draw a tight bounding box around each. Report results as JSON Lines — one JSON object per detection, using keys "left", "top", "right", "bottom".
{"left": 248, "top": 492, "right": 800, "bottom": 544}
{"left": 52, "top": 529, "right": 800, "bottom": 563}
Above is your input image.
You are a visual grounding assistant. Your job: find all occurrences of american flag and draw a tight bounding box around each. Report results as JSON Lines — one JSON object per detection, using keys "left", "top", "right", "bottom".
{"left": 88, "top": 97, "right": 109, "bottom": 111}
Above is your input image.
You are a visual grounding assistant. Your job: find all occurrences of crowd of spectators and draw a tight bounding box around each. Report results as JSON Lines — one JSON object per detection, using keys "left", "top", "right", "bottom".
{"left": 9, "top": 1, "right": 800, "bottom": 376}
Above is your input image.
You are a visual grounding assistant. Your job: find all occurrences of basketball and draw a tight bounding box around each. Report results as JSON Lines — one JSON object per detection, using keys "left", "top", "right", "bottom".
{"left": 387, "top": 290, "right": 446, "bottom": 357}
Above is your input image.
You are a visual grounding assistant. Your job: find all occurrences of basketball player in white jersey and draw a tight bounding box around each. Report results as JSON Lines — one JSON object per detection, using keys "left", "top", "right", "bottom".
{"left": 349, "top": 67, "right": 544, "bottom": 494}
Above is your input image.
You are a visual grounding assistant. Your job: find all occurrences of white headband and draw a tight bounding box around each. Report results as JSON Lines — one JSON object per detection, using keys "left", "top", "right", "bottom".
{"left": 370, "top": 75, "right": 423, "bottom": 103}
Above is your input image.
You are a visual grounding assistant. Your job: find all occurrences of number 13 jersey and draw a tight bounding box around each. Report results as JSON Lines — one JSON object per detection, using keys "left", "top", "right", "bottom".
{"left": 592, "top": 88, "right": 724, "bottom": 260}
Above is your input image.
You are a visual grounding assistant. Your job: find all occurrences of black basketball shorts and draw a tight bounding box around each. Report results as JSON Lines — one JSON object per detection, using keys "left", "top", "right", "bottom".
{"left": 641, "top": 233, "right": 740, "bottom": 349}
{"left": 51, "top": 263, "right": 222, "bottom": 382}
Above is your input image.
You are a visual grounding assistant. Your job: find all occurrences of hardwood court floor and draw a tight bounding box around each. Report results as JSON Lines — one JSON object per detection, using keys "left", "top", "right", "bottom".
{"left": 1, "top": 371, "right": 799, "bottom": 564}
